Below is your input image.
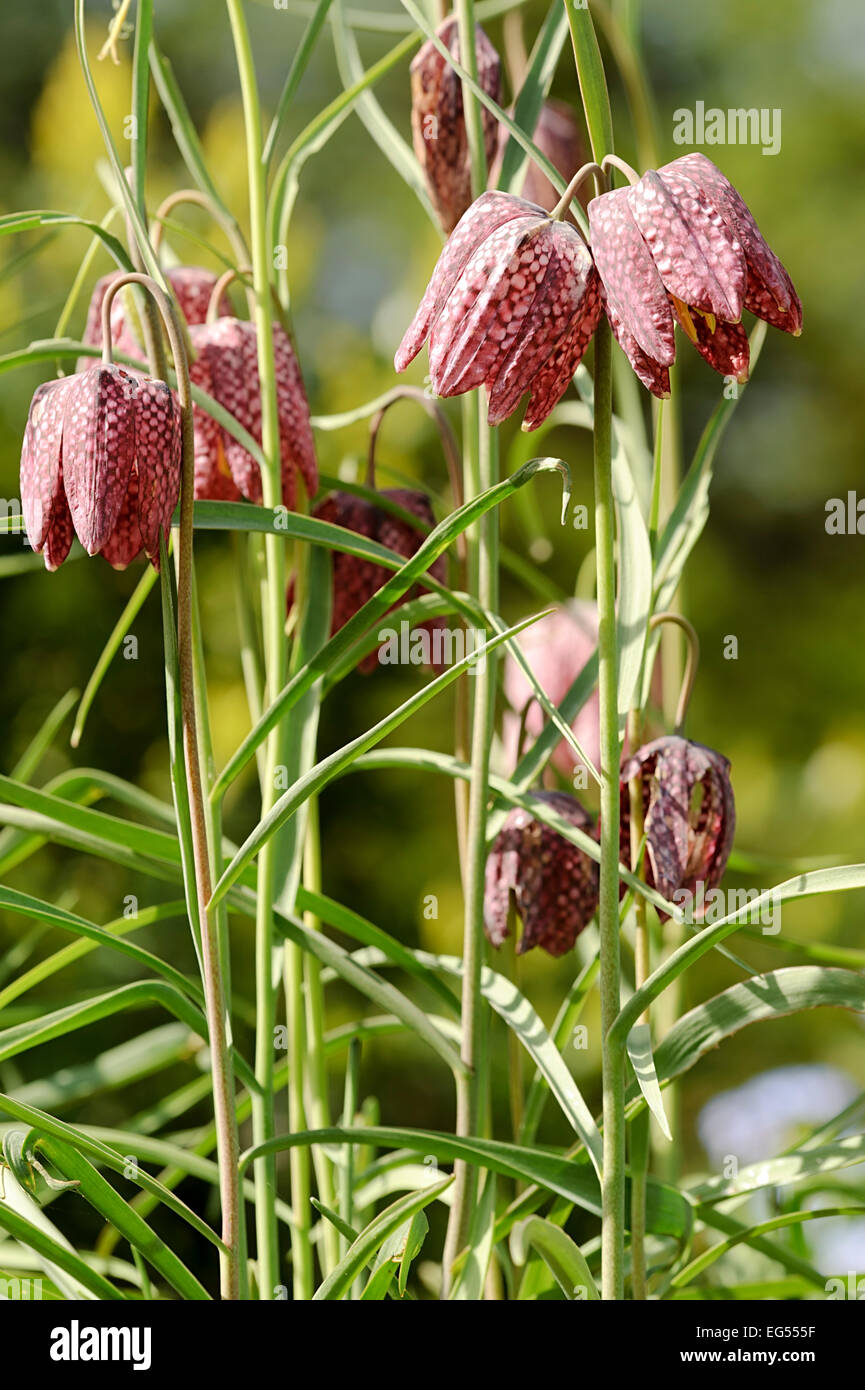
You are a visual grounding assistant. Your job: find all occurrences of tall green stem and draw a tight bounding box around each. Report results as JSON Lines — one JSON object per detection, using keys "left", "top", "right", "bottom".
{"left": 101, "top": 273, "right": 242, "bottom": 1299}
{"left": 627, "top": 705, "right": 649, "bottom": 1299}
{"left": 593, "top": 314, "right": 625, "bottom": 1301}
{"left": 225, "top": 0, "right": 289, "bottom": 1299}
{"left": 440, "top": 0, "right": 495, "bottom": 1297}
{"left": 442, "top": 402, "right": 498, "bottom": 1291}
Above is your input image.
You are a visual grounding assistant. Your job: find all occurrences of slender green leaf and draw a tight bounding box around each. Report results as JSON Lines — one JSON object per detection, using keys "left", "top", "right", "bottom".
{"left": 510, "top": 1215, "right": 599, "bottom": 1300}
{"left": 34, "top": 1136, "right": 210, "bottom": 1301}
{"left": 313, "top": 1176, "right": 453, "bottom": 1299}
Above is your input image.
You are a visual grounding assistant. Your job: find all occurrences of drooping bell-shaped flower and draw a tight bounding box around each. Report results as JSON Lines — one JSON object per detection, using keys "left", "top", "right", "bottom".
{"left": 619, "top": 735, "right": 735, "bottom": 912}
{"left": 20, "top": 364, "right": 181, "bottom": 571}
{"left": 502, "top": 601, "right": 600, "bottom": 777}
{"left": 395, "top": 190, "right": 601, "bottom": 429}
{"left": 484, "top": 790, "right": 599, "bottom": 956}
{"left": 588, "top": 153, "right": 801, "bottom": 396}
{"left": 188, "top": 317, "right": 317, "bottom": 508}
{"left": 411, "top": 17, "right": 501, "bottom": 234}
{"left": 305, "top": 488, "right": 446, "bottom": 673}
{"left": 78, "top": 267, "right": 231, "bottom": 371}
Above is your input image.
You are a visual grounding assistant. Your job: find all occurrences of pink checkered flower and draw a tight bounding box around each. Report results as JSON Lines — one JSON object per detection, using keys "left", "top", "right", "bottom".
{"left": 411, "top": 17, "right": 501, "bottom": 235}
{"left": 395, "top": 190, "right": 601, "bottom": 429}
{"left": 20, "top": 364, "right": 181, "bottom": 571}
{"left": 588, "top": 153, "right": 802, "bottom": 396}
{"left": 484, "top": 790, "right": 599, "bottom": 956}
{"left": 301, "top": 488, "right": 446, "bottom": 674}
{"left": 619, "top": 735, "right": 735, "bottom": 912}
{"left": 502, "top": 601, "right": 600, "bottom": 778}
{"left": 188, "top": 317, "right": 317, "bottom": 508}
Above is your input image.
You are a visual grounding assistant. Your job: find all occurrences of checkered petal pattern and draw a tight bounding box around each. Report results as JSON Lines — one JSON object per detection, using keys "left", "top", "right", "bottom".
{"left": 189, "top": 318, "right": 318, "bottom": 508}
{"left": 589, "top": 155, "right": 801, "bottom": 395}
{"left": 296, "top": 488, "right": 446, "bottom": 675}
{"left": 20, "top": 364, "right": 181, "bottom": 571}
{"left": 619, "top": 735, "right": 736, "bottom": 912}
{"left": 484, "top": 790, "right": 600, "bottom": 957}
{"left": 396, "top": 192, "right": 602, "bottom": 426}
{"left": 411, "top": 17, "right": 501, "bottom": 234}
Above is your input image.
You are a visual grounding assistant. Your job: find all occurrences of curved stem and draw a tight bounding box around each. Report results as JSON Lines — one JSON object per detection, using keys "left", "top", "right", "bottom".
{"left": 151, "top": 187, "right": 251, "bottom": 267}
{"left": 206, "top": 265, "right": 254, "bottom": 323}
{"left": 366, "top": 386, "right": 461, "bottom": 503}
{"left": 648, "top": 610, "right": 699, "bottom": 735}
{"left": 550, "top": 161, "right": 605, "bottom": 221}
{"left": 99, "top": 271, "right": 241, "bottom": 1299}
{"left": 602, "top": 152, "right": 641, "bottom": 186}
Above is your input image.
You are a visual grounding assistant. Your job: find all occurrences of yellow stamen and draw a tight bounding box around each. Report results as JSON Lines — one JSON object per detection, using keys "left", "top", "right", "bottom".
{"left": 216, "top": 438, "right": 233, "bottom": 480}
{"left": 671, "top": 295, "right": 698, "bottom": 344}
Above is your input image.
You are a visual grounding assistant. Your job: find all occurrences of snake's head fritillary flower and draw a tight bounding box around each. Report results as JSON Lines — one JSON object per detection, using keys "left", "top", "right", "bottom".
{"left": 588, "top": 153, "right": 802, "bottom": 396}
{"left": 20, "top": 364, "right": 181, "bottom": 571}
{"left": 188, "top": 318, "right": 317, "bottom": 508}
{"left": 484, "top": 790, "right": 599, "bottom": 956}
{"left": 502, "top": 601, "right": 600, "bottom": 777}
{"left": 78, "top": 267, "right": 231, "bottom": 371}
{"left": 411, "top": 17, "right": 501, "bottom": 234}
{"left": 301, "top": 488, "right": 446, "bottom": 674}
{"left": 395, "top": 190, "right": 601, "bottom": 429}
{"left": 619, "top": 735, "right": 735, "bottom": 913}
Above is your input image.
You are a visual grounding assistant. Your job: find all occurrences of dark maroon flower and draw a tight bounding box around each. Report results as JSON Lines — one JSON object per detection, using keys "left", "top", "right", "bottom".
{"left": 619, "top": 735, "right": 735, "bottom": 912}
{"left": 306, "top": 488, "right": 446, "bottom": 674}
{"left": 188, "top": 317, "right": 317, "bottom": 508}
{"left": 411, "top": 17, "right": 501, "bottom": 234}
{"left": 395, "top": 190, "right": 601, "bottom": 429}
{"left": 484, "top": 790, "right": 599, "bottom": 956}
{"left": 20, "top": 364, "right": 181, "bottom": 570}
{"left": 78, "top": 267, "right": 231, "bottom": 371}
{"left": 588, "top": 153, "right": 802, "bottom": 397}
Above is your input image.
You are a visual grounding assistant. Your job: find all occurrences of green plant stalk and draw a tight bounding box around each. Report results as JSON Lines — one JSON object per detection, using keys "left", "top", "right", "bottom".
{"left": 454, "top": 0, "right": 487, "bottom": 196}
{"left": 593, "top": 314, "right": 625, "bottom": 1301}
{"left": 439, "top": 0, "right": 497, "bottom": 1296}
{"left": 225, "top": 0, "right": 290, "bottom": 1299}
{"left": 626, "top": 705, "right": 649, "bottom": 1300}
{"left": 442, "top": 412, "right": 499, "bottom": 1293}
{"left": 303, "top": 795, "right": 340, "bottom": 1277}
{"left": 279, "top": 538, "right": 331, "bottom": 1299}
{"left": 100, "top": 273, "right": 241, "bottom": 1299}
{"left": 341, "top": 1038, "right": 361, "bottom": 1296}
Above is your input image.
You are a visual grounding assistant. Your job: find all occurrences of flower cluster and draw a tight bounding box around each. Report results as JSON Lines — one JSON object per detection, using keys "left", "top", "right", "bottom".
{"left": 397, "top": 154, "right": 801, "bottom": 418}
{"left": 587, "top": 153, "right": 802, "bottom": 395}
{"left": 482, "top": 727, "right": 735, "bottom": 957}
{"left": 21, "top": 262, "right": 318, "bottom": 569}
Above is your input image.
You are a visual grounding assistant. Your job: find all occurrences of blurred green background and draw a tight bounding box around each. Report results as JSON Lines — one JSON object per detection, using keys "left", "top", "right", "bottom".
{"left": 0, "top": 0, "right": 863, "bottom": 1278}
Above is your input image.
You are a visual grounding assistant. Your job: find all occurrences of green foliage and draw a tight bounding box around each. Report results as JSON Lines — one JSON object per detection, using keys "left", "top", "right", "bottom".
{"left": 0, "top": 0, "right": 861, "bottom": 1305}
